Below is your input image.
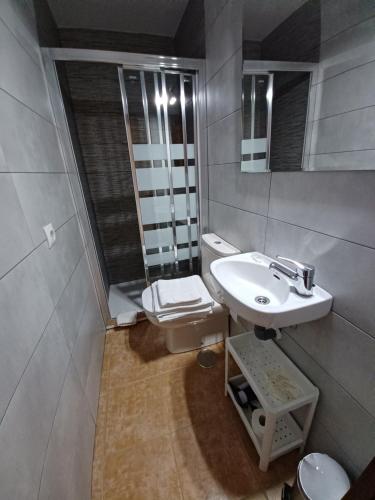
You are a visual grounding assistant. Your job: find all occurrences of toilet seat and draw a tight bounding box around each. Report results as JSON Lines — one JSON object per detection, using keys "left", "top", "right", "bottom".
{"left": 142, "top": 285, "right": 224, "bottom": 328}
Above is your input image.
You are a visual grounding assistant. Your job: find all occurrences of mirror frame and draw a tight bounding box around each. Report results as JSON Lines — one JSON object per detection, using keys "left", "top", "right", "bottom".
{"left": 242, "top": 60, "right": 318, "bottom": 172}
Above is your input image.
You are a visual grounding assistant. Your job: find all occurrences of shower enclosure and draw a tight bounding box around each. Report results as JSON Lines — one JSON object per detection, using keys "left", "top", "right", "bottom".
{"left": 48, "top": 50, "right": 203, "bottom": 321}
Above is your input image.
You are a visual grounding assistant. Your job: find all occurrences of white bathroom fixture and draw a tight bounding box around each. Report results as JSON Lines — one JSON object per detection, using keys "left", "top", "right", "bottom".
{"left": 142, "top": 233, "right": 240, "bottom": 353}
{"left": 225, "top": 331, "right": 319, "bottom": 471}
{"left": 211, "top": 252, "right": 332, "bottom": 329}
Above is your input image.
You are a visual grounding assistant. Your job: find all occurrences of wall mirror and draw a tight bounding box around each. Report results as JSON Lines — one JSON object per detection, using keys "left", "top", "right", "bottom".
{"left": 242, "top": 0, "right": 375, "bottom": 172}
{"left": 242, "top": 62, "right": 315, "bottom": 173}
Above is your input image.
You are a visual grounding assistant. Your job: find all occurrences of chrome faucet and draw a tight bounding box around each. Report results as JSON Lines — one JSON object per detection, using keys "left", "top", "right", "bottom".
{"left": 269, "top": 256, "right": 315, "bottom": 296}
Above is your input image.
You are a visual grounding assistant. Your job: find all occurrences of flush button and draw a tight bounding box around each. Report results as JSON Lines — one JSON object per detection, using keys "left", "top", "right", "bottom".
{"left": 43, "top": 223, "right": 56, "bottom": 249}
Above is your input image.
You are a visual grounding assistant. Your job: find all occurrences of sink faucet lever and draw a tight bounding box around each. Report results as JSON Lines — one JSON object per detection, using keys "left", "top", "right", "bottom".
{"left": 270, "top": 256, "right": 315, "bottom": 296}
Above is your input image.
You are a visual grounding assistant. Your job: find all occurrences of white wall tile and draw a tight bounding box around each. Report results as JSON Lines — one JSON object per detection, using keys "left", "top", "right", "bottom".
{"left": 209, "top": 164, "right": 270, "bottom": 216}
{"left": 209, "top": 200, "right": 267, "bottom": 252}
{"left": 0, "top": 312, "right": 70, "bottom": 500}
{"left": 39, "top": 215, "right": 85, "bottom": 307}
{"left": 0, "top": 18, "right": 51, "bottom": 120}
{"left": 39, "top": 361, "right": 95, "bottom": 500}
{"left": 0, "top": 247, "right": 54, "bottom": 421}
{"left": 268, "top": 171, "right": 375, "bottom": 248}
{"left": 12, "top": 172, "right": 76, "bottom": 246}
{"left": 0, "top": 174, "right": 34, "bottom": 278}
{"left": 207, "top": 110, "right": 241, "bottom": 165}
{"left": 0, "top": 90, "right": 65, "bottom": 173}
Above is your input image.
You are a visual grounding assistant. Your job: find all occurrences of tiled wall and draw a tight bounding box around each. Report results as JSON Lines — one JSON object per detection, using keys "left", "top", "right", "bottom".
{"left": 0, "top": 2, "right": 105, "bottom": 498}
{"left": 205, "top": 0, "right": 375, "bottom": 478}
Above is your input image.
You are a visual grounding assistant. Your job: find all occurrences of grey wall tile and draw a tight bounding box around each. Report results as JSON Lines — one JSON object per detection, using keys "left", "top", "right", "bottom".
{"left": 321, "top": 0, "right": 375, "bottom": 42}
{"left": 285, "top": 313, "right": 375, "bottom": 417}
{"left": 0, "top": 247, "right": 54, "bottom": 421}
{"left": 318, "top": 17, "right": 375, "bottom": 82}
{"left": 314, "top": 60, "right": 375, "bottom": 120}
{"left": 209, "top": 200, "right": 267, "bottom": 252}
{"left": 205, "top": 0, "right": 243, "bottom": 81}
{"left": 307, "top": 418, "right": 358, "bottom": 477}
{"left": 56, "top": 255, "right": 92, "bottom": 351}
{"left": 268, "top": 171, "right": 375, "bottom": 248}
{"left": 309, "top": 150, "right": 375, "bottom": 171}
{"left": 0, "top": 18, "right": 52, "bottom": 121}
{"left": 206, "top": 49, "right": 242, "bottom": 126}
{"left": 265, "top": 219, "right": 375, "bottom": 336}
{"left": 0, "top": 174, "right": 34, "bottom": 278}
{"left": 208, "top": 110, "right": 241, "bottom": 165}
{"left": 311, "top": 106, "right": 375, "bottom": 154}
{"left": 0, "top": 90, "right": 65, "bottom": 173}
{"left": 39, "top": 215, "right": 85, "bottom": 307}
{"left": 12, "top": 172, "right": 76, "bottom": 246}
{"left": 0, "top": 312, "right": 70, "bottom": 500}
{"left": 204, "top": 0, "right": 227, "bottom": 30}
{"left": 39, "top": 361, "right": 95, "bottom": 500}
{"left": 277, "top": 332, "right": 375, "bottom": 475}
{"left": 72, "top": 287, "right": 105, "bottom": 418}
{"left": 0, "top": 0, "right": 39, "bottom": 63}
{"left": 209, "top": 164, "right": 270, "bottom": 216}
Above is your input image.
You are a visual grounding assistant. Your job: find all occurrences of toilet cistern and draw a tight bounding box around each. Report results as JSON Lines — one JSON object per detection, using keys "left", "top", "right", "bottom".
{"left": 269, "top": 255, "right": 315, "bottom": 296}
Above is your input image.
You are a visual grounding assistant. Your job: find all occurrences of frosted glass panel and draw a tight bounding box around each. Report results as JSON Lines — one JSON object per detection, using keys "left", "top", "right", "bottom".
{"left": 140, "top": 196, "right": 171, "bottom": 224}
{"left": 176, "top": 224, "right": 198, "bottom": 244}
{"left": 147, "top": 251, "right": 175, "bottom": 266}
{"left": 175, "top": 193, "right": 197, "bottom": 221}
{"left": 241, "top": 159, "right": 267, "bottom": 172}
{"left": 241, "top": 138, "right": 267, "bottom": 155}
{"left": 144, "top": 226, "right": 173, "bottom": 249}
{"left": 133, "top": 143, "right": 194, "bottom": 161}
{"left": 177, "top": 246, "right": 199, "bottom": 262}
{"left": 136, "top": 166, "right": 196, "bottom": 191}
{"left": 144, "top": 224, "right": 198, "bottom": 250}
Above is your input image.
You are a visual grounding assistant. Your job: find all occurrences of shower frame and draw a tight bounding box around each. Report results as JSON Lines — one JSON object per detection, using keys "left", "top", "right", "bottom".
{"left": 41, "top": 48, "right": 206, "bottom": 325}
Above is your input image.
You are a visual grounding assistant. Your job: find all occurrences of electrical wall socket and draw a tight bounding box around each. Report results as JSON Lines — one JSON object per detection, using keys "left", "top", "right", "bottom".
{"left": 43, "top": 223, "right": 56, "bottom": 249}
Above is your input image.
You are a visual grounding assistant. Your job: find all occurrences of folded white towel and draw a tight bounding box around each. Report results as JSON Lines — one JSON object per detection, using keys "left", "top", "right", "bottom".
{"left": 151, "top": 276, "right": 214, "bottom": 323}
{"left": 156, "top": 275, "right": 202, "bottom": 308}
{"left": 117, "top": 310, "right": 137, "bottom": 326}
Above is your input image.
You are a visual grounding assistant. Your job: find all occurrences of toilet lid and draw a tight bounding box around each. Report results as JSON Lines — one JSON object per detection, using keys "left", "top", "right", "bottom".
{"left": 298, "top": 453, "right": 350, "bottom": 500}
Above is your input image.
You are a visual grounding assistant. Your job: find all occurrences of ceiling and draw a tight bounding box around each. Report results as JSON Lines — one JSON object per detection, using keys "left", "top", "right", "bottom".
{"left": 243, "top": 0, "right": 308, "bottom": 41}
{"left": 47, "top": 0, "right": 189, "bottom": 37}
{"left": 48, "top": 0, "right": 307, "bottom": 41}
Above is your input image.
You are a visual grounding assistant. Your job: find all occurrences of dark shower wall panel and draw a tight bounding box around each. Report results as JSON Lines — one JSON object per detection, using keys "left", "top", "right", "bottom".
{"left": 64, "top": 62, "right": 145, "bottom": 284}
{"left": 270, "top": 73, "right": 310, "bottom": 172}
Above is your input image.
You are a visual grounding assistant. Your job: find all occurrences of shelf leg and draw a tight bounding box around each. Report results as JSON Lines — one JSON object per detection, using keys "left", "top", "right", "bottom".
{"left": 300, "top": 399, "right": 318, "bottom": 454}
{"left": 259, "top": 413, "right": 276, "bottom": 472}
{"left": 224, "top": 343, "right": 228, "bottom": 396}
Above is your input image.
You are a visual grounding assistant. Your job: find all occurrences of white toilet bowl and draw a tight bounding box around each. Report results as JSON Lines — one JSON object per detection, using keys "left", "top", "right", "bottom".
{"left": 142, "top": 233, "right": 240, "bottom": 353}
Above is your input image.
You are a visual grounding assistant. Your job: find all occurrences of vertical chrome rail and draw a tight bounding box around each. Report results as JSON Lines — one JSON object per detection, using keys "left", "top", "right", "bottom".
{"left": 266, "top": 73, "right": 274, "bottom": 171}
{"left": 180, "top": 73, "right": 193, "bottom": 273}
{"left": 118, "top": 67, "right": 150, "bottom": 285}
{"left": 140, "top": 70, "right": 164, "bottom": 276}
{"left": 192, "top": 73, "right": 201, "bottom": 272}
{"left": 161, "top": 72, "right": 179, "bottom": 275}
{"left": 250, "top": 74, "right": 256, "bottom": 164}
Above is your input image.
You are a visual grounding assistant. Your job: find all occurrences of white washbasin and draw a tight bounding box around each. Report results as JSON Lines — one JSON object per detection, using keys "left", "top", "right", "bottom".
{"left": 210, "top": 252, "right": 332, "bottom": 329}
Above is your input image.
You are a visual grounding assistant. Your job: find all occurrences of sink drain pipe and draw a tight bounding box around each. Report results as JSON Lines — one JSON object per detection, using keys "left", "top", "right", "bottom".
{"left": 254, "top": 325, "right": 282, "bottom": 341}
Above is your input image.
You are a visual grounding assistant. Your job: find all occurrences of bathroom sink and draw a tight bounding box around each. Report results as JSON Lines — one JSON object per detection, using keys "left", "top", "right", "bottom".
{"left": 210, "top": 252, "right": 332, "bottom": 329}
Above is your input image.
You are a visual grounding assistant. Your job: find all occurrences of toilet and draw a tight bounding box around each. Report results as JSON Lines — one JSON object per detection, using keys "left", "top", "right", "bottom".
{"left": 142, "top": 233, "right": 240, "bottom": 353}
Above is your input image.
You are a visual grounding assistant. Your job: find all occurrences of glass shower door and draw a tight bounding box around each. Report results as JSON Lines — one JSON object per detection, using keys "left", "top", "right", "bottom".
{"left": 118, "top": 68, "right": 199, "bottom": 284}
{"left": 241, "top": 73, "right": 273, "bottom": 172}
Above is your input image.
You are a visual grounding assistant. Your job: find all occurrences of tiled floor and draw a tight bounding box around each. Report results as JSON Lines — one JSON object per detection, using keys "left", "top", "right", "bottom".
{"left": 92, "top": 321, "right": 298, "bottom": 500}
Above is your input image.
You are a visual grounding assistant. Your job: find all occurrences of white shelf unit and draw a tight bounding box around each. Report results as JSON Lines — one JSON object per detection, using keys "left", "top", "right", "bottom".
{"left": 225, "top": 332, "right": 319, "bottom": 471}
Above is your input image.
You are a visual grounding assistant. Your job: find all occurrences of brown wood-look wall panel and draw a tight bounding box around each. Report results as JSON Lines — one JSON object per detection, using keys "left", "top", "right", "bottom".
{"left": 64, "top": 61, "right": 145, "bottom": 285}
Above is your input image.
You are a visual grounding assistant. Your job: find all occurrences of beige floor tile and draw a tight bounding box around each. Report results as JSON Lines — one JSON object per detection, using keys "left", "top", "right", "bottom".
{"left": 93, "top": 322, "right": 300, "bottom": 500}
{"left": 103, "top": 435, "right": 182, "bottom": 500}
